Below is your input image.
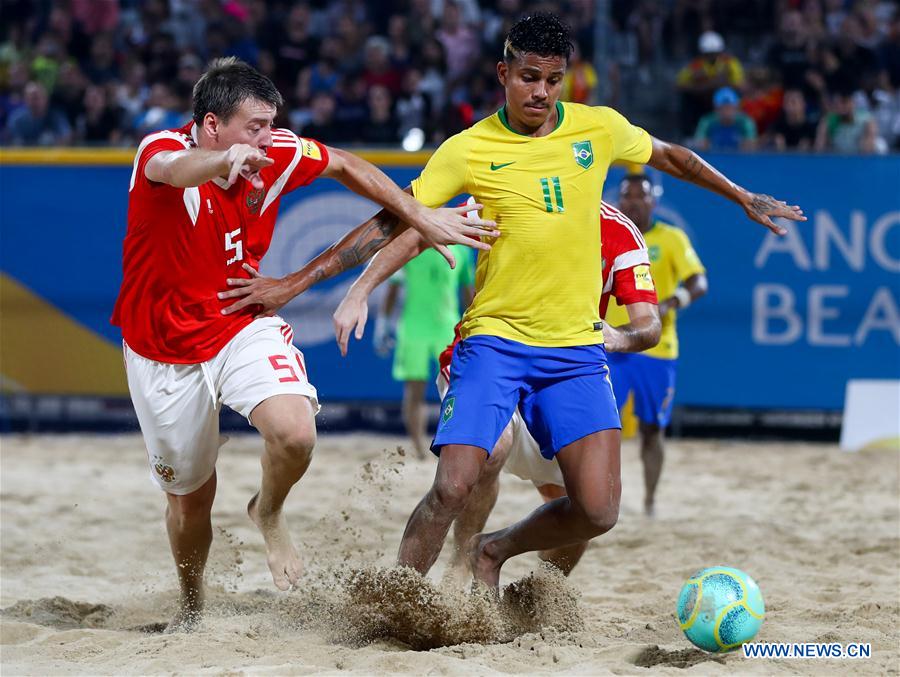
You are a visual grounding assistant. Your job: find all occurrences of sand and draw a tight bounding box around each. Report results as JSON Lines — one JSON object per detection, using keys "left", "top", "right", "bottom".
{"left": 1, "top": 433, "right": 898, "bottom": 675}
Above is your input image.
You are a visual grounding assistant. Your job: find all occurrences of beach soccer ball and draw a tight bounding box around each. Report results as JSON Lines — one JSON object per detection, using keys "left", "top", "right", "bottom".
{"left": 675, "top": 566, "right": 765, "bottom": 652}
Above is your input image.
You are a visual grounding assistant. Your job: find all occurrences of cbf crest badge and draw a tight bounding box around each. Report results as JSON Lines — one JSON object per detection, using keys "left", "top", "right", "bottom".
{"left": 573, "top": 140, "right": 593, "bottom": 169}
{"left": 441, "top": 397, "right": 456, "bottom": 425}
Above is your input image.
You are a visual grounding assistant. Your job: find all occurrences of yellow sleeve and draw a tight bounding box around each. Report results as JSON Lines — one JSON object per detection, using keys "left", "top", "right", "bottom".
{"left": 596, "top": 106, "right": 653, "bottom": 165}
{"left": 728, "top": 57, "right": 745, "bottom": 87}
{"left": 410, "top": 132, "right": 470, "bottom": 207}
{"left": 672, "top": 229, "right": 706, "bottom": 281}
{"left": 676, "top": 63, "right": 694, "bottom": 87}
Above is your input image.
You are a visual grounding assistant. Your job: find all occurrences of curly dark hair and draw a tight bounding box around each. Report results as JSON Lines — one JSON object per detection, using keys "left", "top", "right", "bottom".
{"left": 503, "top": 12, "right": 574, "bottom": 63}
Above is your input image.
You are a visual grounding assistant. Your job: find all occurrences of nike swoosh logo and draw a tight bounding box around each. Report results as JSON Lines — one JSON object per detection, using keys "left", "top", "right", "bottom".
{"left": 490, "top": 162, "right": 515, "bottom": 171}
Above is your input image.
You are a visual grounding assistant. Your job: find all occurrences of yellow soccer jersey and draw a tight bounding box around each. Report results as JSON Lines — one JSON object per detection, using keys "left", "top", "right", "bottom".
{"left": 411, "top": 101, "right": 652, "bottom": 346}
{"left": 606, "top": 221, "right": 706, "bottom": 359}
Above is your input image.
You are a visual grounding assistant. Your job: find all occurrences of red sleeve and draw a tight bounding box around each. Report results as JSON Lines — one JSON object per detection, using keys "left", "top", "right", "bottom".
{"left": 279, "top": 133, "right": 330, "bottom": 193}
{"left": 131, "top": 132, "right": 192, "bottom": 192}
{"left": 613, "top": 264, "right": 658, "bottom": 305}
{"left": 599, "top": 204, "right": 658, "bottom": 306}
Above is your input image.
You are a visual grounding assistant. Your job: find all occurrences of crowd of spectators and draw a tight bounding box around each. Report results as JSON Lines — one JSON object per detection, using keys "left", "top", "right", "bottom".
{"left": 676, "top": 5, "right": 898, "bottom": 153}
{"left": 0, "top": 0, "right": 898, "bottom": 153}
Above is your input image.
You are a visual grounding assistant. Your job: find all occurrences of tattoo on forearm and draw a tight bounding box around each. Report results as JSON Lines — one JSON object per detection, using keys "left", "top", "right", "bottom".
{"left": 340, "top": 213, "right": 401, "bottom": 269}
{"left": 316, "top": 211, "right": 403, "bottom": 282}
{"left": 683, "top": 153, "right": 703, "bottom": 180}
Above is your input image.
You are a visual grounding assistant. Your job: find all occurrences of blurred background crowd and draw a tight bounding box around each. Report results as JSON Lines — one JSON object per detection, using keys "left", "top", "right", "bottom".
{"left": 1, "top": 0, "right": 898, "bottom": 152}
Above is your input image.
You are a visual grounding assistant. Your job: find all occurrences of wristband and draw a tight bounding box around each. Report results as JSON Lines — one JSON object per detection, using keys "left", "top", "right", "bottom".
{"left": 673, "top": 287, "right": 692, "bottom": 309}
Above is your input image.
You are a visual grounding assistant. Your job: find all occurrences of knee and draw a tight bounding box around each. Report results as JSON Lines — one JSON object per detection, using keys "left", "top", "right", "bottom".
{"left": 167, "top": 487, "right": 214, "bottom": 528}
{"left": 576, "top": 493, "right": 620, "bottom": 536}
{"left": 432, "top": 474, "right": 478, "bottom": 513}
{"left": 639, "top": 423, "right": 662, "bottom": 443}
{"left": 265, "top": 424, "right": 316, "bottom": 465}
{"left": 584, "top": 504, "right": 619, "bottom": 535}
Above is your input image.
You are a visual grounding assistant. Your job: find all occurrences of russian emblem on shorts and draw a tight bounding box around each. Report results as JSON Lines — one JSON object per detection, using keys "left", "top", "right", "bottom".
{"left": 246, "top": 187, "right": 263, "bottom": 215}
{"left": 573, "top": 140, "right": 593, "bottom": 169}
{"left": 152, "top": 456, "right": 176, "bottom": 483}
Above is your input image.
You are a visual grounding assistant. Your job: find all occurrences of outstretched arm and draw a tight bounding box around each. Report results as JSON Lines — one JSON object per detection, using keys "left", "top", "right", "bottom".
{"left": 333, "top": 229, "right": 427, "bottom": 356}
{"left": 321, "top": 148, "right": 496, "bottom": 265}
{"left": 220, "top": 171, "right": 494, "bottom": 317}
{"left": 145, "top": 144, "right": 273, "bottom": 189}
{"left": 647, "top": 138, "right": 806, "bottom": 235}
{"left": 220, "top": 205, "right": 413, "bottom": 316}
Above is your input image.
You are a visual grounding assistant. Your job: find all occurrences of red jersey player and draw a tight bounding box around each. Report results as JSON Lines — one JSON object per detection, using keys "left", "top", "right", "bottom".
{"left": 331, "top": 200, "right": 660, "bottom": 577}
{"left": 113, "top": 58, "right": 497, "bottom": 631}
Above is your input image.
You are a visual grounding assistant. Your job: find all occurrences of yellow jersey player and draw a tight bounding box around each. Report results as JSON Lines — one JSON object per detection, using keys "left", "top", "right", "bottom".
{"left": 605, "top": 174, "right": 708, "bottom": 517}
{"left": 237, "top": 13, "right": 804, "bottom": 590}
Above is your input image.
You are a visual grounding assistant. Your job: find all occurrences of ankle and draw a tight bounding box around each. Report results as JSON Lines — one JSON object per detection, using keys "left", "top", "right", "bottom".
{"left": 250, "top": 494, "right": 283, "bottom": 519}
{"left": 478, "top": 534, "right": 505, "bottom": 564}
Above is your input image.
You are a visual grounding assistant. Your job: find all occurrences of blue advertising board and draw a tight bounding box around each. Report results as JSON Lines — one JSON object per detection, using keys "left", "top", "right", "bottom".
{"left": 1, "top": 151, "right": 897, "bottom": 410}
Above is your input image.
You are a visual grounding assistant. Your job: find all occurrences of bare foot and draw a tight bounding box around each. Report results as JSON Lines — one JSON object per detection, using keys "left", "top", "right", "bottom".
{"left": 164, "top": 590, "right": 203, "bottom": 633}
{"left": 644, "top": 501, "right": 655, "bottom": 518}
{"left": 467, "top": 533, "right": 503, "bottom": 592}
{"left": 247, "top": 493, "right": 303, "bottom": 591}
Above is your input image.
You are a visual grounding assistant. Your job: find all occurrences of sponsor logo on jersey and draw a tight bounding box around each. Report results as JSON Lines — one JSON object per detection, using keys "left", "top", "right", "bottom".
{"left": 572, "top": 140, "right": 593, "bottom": 169}
{"left": 633, "top": 264, "right": 655, "bottom": 290}
{"left": 300, "top": 138, "right": 322, "bottom": 160}
{"left": 648, "top": 244, "right": 661, "bottom": 262}
{"left": 490, "top": 161, "right": 515, "bottom": 171}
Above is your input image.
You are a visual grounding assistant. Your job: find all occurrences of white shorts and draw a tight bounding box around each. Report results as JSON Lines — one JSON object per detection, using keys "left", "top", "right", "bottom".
{"left": 436, "top": 372, "right": 563, "bottom": 488}
{"left": 125, "top": 316, "right": 319, "bottom": 495}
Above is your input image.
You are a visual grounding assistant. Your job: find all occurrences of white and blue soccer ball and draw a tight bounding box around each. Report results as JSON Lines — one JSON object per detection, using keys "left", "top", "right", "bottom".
{"left": 675, "top": 566, "right": 765, "bottom": 652}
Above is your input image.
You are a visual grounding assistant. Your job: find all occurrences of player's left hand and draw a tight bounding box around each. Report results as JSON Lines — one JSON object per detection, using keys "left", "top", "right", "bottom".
{"left": 603, "top": 324, "right": 626, "bottom": 352}
{"left": 332, "top": 289, "right": 368, "bottom": 357}
{"left": 740, "top": 192, "right": 806, "bottom": 235}
{"left": 218, "top": 263, "right": 291, "bottom": 317}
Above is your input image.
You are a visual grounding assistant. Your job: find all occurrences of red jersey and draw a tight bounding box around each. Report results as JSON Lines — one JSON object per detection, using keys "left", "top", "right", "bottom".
{"left": 438, "top": 201, "right": 657, "bottom": 377}
{"left": 112, "top": 123, "right": 329, "bottom": 363}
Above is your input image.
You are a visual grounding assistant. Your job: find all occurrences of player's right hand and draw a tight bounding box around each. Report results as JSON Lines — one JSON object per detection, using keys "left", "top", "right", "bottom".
{"left": 224, "top": 144, "right": 274, "bottom": 189}
{"left": 411, "top": 203, "right": 499, "bottom": 268}
{"left": 332, "top": 289, "right": 369, "bottom": 357}
{"left": 739, "top": 192, "right": 806, "bottom": 235}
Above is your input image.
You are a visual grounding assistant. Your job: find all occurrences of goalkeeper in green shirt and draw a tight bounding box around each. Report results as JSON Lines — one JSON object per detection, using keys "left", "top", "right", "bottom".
{"left": 376, "top": 244, "right": 475, "bottom": 458}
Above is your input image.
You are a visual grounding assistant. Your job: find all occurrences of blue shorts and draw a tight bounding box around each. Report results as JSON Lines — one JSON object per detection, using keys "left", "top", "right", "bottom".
{"left": 434, "top": 335, "right": 621, "bottom": 459}
{"left": 607, "top": 352, "right": 677, "bottom": 427}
